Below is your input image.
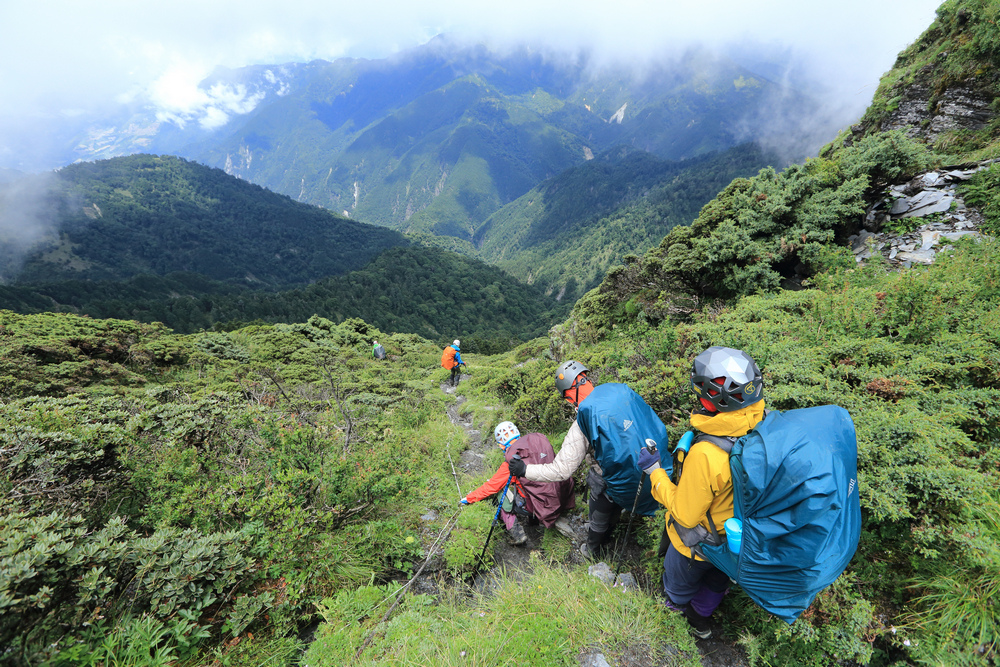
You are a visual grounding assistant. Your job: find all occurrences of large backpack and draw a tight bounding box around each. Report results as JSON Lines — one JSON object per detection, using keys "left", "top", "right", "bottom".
{"left": 575, "top": 384, "right": 671, "bottom": 516}
{"left": 505, "top": 433, "right": 575, "bottom": 527}
{"left": 440, "top": 346, "right": 457, "bottom": 369}
{"left": 373, "top": 344, "right": 386, "bottom": 360}
{"left": 698, "top": 405, "right": 861, "bottom": 623}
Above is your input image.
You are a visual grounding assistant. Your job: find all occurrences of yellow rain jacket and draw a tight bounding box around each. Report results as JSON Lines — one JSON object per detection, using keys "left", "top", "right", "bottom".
{"left": 649, "top": 401, "right": 765, "bottom": 560}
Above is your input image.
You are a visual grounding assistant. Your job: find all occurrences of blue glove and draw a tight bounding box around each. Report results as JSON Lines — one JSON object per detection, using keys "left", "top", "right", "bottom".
{"left": 507, "top": 456, "right": 526, "bottom": 477}
{"left": 460, "top": 498, "right": 469, "bottom": 506}
{"left": 638, "top": 448, "right": 661, "bottom": 475}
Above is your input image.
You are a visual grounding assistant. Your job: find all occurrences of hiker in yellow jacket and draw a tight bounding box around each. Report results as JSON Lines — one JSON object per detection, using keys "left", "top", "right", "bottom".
{"left": 638, "top": 346, "right": 765, "bottom": 640}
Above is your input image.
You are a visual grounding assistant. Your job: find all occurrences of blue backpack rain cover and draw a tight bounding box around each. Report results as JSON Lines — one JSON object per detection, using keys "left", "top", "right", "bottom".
{"left": 576, "top": 384, "right": 671, "bottom": 516}
{"left": 700, "top": 405, "right": 861, "bottom": 623}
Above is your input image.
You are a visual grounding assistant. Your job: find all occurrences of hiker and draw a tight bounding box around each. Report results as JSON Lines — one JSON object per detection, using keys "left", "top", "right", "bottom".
{"left": 440, "top": 339, "right": 464, "bottom": 386}
{"left": 507, "top": 360, "right": 668, "bottom": 560}
{"left": 637, "top": 346, "right": 765, "bottom": 639}
{"left": 372, "top": 340, "right": 386, "bottom": 360}
{"left": 460, "top": 421, "right": 576, "bottom": 545}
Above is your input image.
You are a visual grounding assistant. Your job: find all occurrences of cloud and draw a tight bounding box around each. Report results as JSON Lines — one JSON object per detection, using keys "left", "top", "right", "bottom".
{"left": 0, "top": 0, "right": 943, "bottom": 169}
{"left": 146, "top": 61, "right": 267, "bottom": 130}
{"left": 0, "top": 172, "right": 61, "bottom": 280}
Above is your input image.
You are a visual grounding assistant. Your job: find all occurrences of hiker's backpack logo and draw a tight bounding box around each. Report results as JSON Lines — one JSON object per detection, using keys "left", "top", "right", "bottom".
{"left": 623, "top": 419, "right": 633, "bottom": 431}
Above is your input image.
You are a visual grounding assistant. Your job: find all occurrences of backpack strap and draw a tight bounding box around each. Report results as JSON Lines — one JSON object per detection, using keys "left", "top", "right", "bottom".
{"left": 673, "top": 410, "right": 771, "bottom": 559}
{"left": 693, "top": 433, "right": 738, "bottom": 453}
{"left": 671, "top": 431, "right": 743, "bottom": 559}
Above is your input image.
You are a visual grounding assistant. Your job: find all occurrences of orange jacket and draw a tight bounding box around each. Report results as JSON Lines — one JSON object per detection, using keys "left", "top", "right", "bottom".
{"left": 465, "top": 462, "right": 524, "bottom": 503}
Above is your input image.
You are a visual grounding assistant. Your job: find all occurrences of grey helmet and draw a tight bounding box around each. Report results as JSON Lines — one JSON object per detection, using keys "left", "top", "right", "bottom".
{"left": 690, "top": 346, "right": 763, "bottom": 412}
{"left": 555, "top": 360, "right": 589, "bottom": 393}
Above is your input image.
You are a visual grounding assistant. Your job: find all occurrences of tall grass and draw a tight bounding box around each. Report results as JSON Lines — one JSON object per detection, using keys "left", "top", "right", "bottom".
{"left": 302, "top": 554, "right": 700, "bottom": 667}
{"left": 903, "top": 491, "right": 1000, "bottom": 665}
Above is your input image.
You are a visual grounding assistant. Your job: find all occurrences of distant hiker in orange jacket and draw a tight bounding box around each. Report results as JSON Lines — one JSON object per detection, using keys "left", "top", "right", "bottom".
{"left": 460, "top": 421, "right": 575, "bottom": 545}
{"left": 441, "top": 339, "right": 465, "bottom": 387}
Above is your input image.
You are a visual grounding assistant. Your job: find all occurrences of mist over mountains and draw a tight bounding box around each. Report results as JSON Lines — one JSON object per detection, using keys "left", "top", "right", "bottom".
{"left": 17, "top": 40, "right": 845, "bottom": 188}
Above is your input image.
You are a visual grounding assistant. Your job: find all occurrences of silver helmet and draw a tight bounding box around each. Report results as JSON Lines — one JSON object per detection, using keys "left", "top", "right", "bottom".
{"left": 690, "top": 346, "right": 763, "bottom": 412}
{"left": 555, "top": 360, "right": 589, "bottom": 393}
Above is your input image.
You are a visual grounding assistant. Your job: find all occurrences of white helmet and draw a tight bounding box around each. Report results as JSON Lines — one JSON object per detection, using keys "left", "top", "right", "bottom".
{"left": 453, "top": 339, "right": 460, "bottom": 347}
{"left": 493, "top": 421, "right": 520, "bottom": 449}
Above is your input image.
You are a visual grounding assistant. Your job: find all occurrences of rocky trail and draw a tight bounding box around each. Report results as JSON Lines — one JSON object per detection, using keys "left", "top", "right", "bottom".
{"left": 432, "top": 377, "right": 749, "bottom": 667}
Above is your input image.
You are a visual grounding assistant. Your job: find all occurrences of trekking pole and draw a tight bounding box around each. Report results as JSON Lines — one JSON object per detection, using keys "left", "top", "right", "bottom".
{"left": 616, "top": 439, "right": 658, "bottom": 562}
{"left": 474, "top": 457, "right": 519, "bottom": 570}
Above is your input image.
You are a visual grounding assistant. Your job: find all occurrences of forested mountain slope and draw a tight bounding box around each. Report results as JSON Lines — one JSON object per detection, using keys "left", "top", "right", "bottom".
{"left": 181, "top": 40, "right": 822, "bottom": 240}
{"left": 1, "top": 154, "right": 407, "bottom": 285}
{"left": 11, "top": 39, "right": 848, "bottom": 263}
{"left": 0, "top": 246, "right": 566, "bottom": 346}
{"left": 474, "top": 143, "right": 778, "bottom": 301}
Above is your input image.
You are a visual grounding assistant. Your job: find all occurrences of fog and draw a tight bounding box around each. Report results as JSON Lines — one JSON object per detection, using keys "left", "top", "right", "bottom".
{"left": 0, "top": 173, "right": 61, "bottom": 280}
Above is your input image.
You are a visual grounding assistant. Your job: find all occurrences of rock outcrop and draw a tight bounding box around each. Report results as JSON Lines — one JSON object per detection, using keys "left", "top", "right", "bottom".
{"left": 878, "top": 73, "right": 995, "bottom": 146}
{"left": 849, "top": 161, "right": 995, "bottom": 268}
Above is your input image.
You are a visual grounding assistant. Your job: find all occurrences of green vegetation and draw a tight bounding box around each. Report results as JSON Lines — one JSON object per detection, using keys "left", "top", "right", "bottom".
{"left": 836, "top": 0, "right": 1000, "bottom": 162}
{"left": 464, "top": 236, "right": 1000, "bottom": 666}
{"left": 597, "top": 130, "right": 932, "bottom": 305}
{"left": 3, "top": 154, "right": 407, "bottom": 285}
{"left": 0, "top": 246, "right": 567, "bottom": 349}
{"left": 960, "top": 161, "right": 1000, "bottom": 235}
{"left": 303, "top": 557, "right": 699, "bottom": 666}
{"left": 3, "top": 239, "right": 999, "bottom": 666}
{"left": 475, "top": 143, "right": 779, "bottom": 302}
{"left": 4, "top": 5, "right": 1000, "bottom": 665}
{"left": 197, "top": 44, "right": 812, "bottom": 239}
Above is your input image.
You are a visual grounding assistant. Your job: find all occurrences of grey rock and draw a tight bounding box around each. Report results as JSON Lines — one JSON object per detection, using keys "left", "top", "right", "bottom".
{"left": 588, "top": 562, "right": 616, "bottom": 585}
{"left": 578, "top": 653, "right": 612, "bottom": 667}
{"left": 941, "top": 231, "right": 981, "bottom": 242}
{"left": 921, "top": 172, "right": 945, "bottom": 187}
{"left": 945, "top": 169, "right": 977, "bottom": 181}
{"left": 896, "top": 249, "right": 937, "bottom": 265}
{"left": 889, "top": 198, "right": 910, "bottom": 215}
{"left": 420, "top": 510, "right": 439, "bottom": 522}
{"left": 614, "top": 573, "right": 639, "bottom": 591}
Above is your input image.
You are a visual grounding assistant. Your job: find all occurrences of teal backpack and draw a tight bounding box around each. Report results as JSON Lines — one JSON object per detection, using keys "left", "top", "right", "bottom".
{"left": 575, "top": 383, "right": 671, "bottom": 516}
{"left": 697, "top": 405, "right": 861, "bottom": 623}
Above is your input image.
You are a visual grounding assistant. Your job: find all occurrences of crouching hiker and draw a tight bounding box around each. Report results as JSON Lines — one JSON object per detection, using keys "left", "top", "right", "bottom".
{"left": 638, "top": 346, "right": 766, "bottom": 639}
{"left": 508, "top": 361, "right": 668, "bottom": 560}
{"left": 460, "top": 421, "right": 576, "bottom": 545}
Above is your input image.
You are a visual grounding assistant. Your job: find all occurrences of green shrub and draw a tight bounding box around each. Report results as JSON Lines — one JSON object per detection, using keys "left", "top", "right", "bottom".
{"left": 0, "top": 512, "right": 254, "bottom": 664}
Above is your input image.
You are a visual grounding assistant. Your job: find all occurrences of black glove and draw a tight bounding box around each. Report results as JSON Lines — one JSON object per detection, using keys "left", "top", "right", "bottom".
{"left": 507, "top": 456, "right": 526, "bottom": 478}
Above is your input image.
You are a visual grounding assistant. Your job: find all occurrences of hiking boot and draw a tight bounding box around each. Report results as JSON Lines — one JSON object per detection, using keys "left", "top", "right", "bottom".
{"left": 507, "top": 522, "right": 528, "bottom": 546}
{"left": 579, "top": 542, "right": 596, "bottom": 559}
{"left": 683, "top": 606, "right": 712, "bottom": 640}
{"left": 553, "top": 516, "right": 575, "bottom": 539}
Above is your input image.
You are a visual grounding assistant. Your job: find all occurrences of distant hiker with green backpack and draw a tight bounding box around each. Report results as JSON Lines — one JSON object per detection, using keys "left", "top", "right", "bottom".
{"left": 508, "top": 360, "right": 670, "bottom": 560}
{"left": 638, "top": 346, "right": 861, "bottom": 639}
{"left": 440, "top": 339, "right": 465, "bottom": 387}
{"left": 459, "top": 421, "right": 576, "bottom": 546}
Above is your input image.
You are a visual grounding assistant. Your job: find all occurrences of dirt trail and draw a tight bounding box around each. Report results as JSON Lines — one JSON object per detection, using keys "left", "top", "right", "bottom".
{"left": 439, "top": 380, "right": 749, "bottom": 667}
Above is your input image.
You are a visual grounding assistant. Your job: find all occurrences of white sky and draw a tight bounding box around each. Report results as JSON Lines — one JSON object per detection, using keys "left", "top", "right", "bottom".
{"left": 0, "top": 0, "right": 943, "bottom": 155}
